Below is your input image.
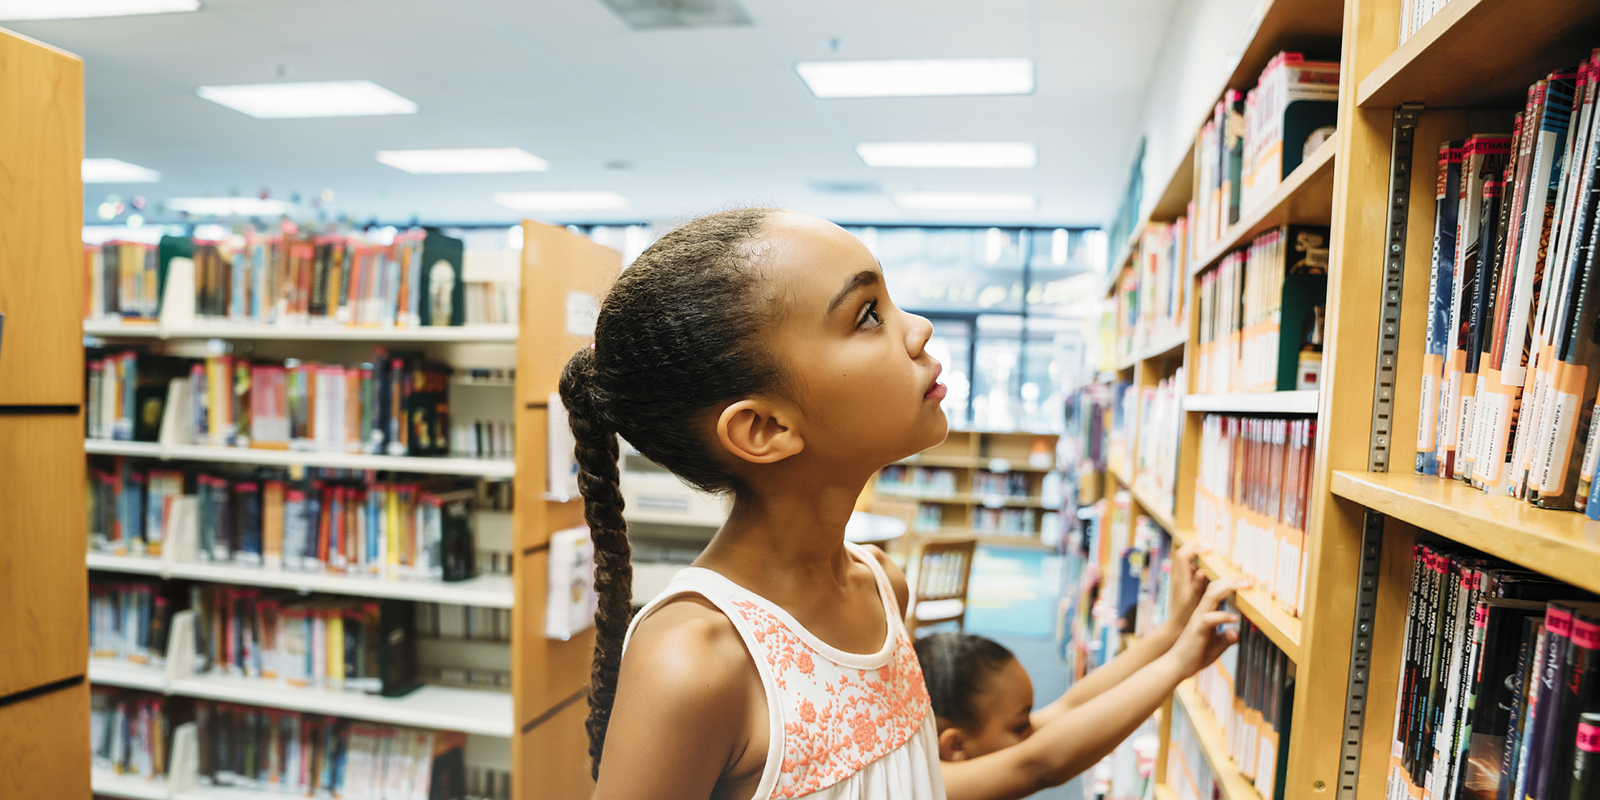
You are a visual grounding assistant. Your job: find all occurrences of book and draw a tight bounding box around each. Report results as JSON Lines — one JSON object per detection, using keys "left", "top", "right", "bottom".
{"left": 1420, "top": 141, "right": 1465, "bottom": 476}
{"left": 1194, "top": 225, "right": 1330, "bottom": 394}
{"left": 1192, "top": 613, "right": 1296, "bottom": 799}
{"left": 90, "top": 687, "right": 172, "bottom": 779}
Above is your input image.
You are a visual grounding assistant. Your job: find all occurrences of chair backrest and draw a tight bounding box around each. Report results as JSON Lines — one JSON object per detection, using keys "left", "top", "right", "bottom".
{"left": 911, "top": 536, "right": 977, "bottom": 602}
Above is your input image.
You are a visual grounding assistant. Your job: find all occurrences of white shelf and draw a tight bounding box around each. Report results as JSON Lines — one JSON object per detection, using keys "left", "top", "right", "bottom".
{"left": 92, "top": 771, "right": 170, "bottom": 800}
{"left": 86, "top": 553, "right": 515, "bottom": 608}
{"left": 89, "top": 658, "right": 168, "bottom": 692}
{"left": 1182, "top": 390, "right": 1318, "bottom": 414}
{"left": 88, "top": 552, "right": 165, "bottom": 575}
{"left": 84, "top": 439, "right": 515, "bottom": 478}
{"left": 84, "top": 440, "right": 163, "bottom": 458}
{"left": 167, "top": 676, "right": 513, "bottom": 737}
{"left": 84, "top": 320, "right": 518, "bottom": 343}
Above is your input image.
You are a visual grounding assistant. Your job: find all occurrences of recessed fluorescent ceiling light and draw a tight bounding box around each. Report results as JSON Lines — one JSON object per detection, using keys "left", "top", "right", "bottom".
{"left": 493, "top": 191, "right": 631, "bottom": 211}
{"left": 894, "top": 192, "right": 1036, "bottom": 211}
{"left": 0, "top": 0, "right": 197, "bottom": 20}
{"left": 166, "top": 197, "right": 293, "bottom": 216}
{"left": 857, "top": 142, "right": 1037, "bottom": 169}
{"left": 797, "top": 58, "right": 1034, "bottom": 98}
{"left": 83, "top": 158, "right": 161, "bottom": 183}
{"left": 376, "top": 148, "right": 549, "bottom": 174}
{"left": 197, "top": 81, "right": 417, "bottom": 119}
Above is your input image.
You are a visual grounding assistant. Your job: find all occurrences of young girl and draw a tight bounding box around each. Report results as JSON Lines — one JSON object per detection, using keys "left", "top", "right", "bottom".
{"left": 917, "top": 544, "right": 1244, "bottom": 800}
{"left": 558, "top": 208, "right": 1240, "bottom": 799}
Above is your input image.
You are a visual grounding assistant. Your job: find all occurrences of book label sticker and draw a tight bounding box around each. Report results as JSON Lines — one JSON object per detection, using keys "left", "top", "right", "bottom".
{"left": 1579, "top": 722, "right": 1600, "bottom": 753}
{"left": 1419, "top": 354, "right": 1442, "bottom": 450}
{"left": 1572, "top": 619, "right": 1600, "bottom": 650}
{"left": 1440, "top": 351, "right": 1464, "bottom": 448}
{"left": 1540, "top": 365, "right": 1586, "bottom": 492}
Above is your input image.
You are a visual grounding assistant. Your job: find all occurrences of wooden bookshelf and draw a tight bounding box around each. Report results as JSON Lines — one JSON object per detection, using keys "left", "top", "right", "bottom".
{"left": 1166, "top": 527, "right": 1304, "bottom": 661}
{"left": 1356, "top": 0, "right": 1600, "bottom": 108}
{"left": 1129, "top": 477, "right": 1178, "bottom": 536}
{"left": 869, "top": 429, "right": 1062, "bottom": 549}
{"left": 1330, "top": 470, "right": 1600, "bottom": 594}
{"left": 1173, "top": 681, "right": 1268, "bottom": 800}
{"left": 0, "top": 26, "right": 90, "bottom": 795}
{"left": 1187, "top": 136, "right": 1338, "bottom": 276}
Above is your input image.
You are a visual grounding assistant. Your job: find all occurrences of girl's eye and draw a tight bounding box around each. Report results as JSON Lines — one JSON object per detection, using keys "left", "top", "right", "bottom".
{"left": 857, "top": 300, "right": 883, "bottom": 329}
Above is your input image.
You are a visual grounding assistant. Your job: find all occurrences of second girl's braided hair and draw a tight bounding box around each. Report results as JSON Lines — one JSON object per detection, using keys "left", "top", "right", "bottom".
{"left": 557, "top": 207, "right": 787, "bottom": 778}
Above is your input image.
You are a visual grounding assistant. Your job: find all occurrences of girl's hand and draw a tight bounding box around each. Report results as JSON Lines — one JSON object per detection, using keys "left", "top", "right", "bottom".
{"left": 1167, "top": 541, "right": 1211, "bottom": 625}
{"left": 1163, "top": 575, "right": 1248, "bottom": 678}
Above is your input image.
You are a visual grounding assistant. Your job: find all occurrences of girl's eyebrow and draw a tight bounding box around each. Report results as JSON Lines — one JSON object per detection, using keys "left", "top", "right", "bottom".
{"left": 826, "top": 269, "right": 880, "bottom": 314}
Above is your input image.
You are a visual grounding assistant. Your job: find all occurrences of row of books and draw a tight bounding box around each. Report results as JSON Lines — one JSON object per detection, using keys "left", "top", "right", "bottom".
{"left": 190, "top": 586, "right": 421, "bottom": 697}
{"left": 413, "top": 603, "right": 511, "bottom": 643}
{"left": 1384, "top": 542, "right": 1600, "bottom": 800}
{"left": 1141, "top": 218, "right": 1190, "bottom": 349}
{"left": 970, "top": 469, "right": 1033, "bottom": 498}
{"left": 194, "top": 699, "right": 466, "bottom": 799}
{"left": 87, "top": 349, "right": 459, "bottom": 461}
{"left": 91, "top": 580, "right": 171, "bottom": 665}
{"left": 876, "top": 465, "right": 959, "bottom": 496}
{"left": 1126, "top": 518, "right": 1175, "bottom": 640}
{"left": 1414, "top": 53, "right": 1600, "bottom": 514}
{"left": 1194, "top": 225, "right": 1329, "bottom": 395}
{"left": 1133, "top": 367, "right": 1183, "bottom": 516}
{"left": 1193, "top": 615, "right": 1296, "bottom": 800}
{"left": 1193, "top": 53, "right": 1339, "bottom": 255}
{"left": 1166, "top": 698, "right": 1221, "bottom": 800}
{"left": 449, "top": 420, "right": 514, "bottom": 461}
{"left": 90, "top": 457, "right": 480, "bottom": 582}
{"left": 84, "top": 229, "right": 488, "bottom": 330}
{"left": 1398, "top": 0, "right": 1452, "bottom": 46}
{"left": 1193, "top": 415, "right": 1318, "bottom": 617}
{"left": 92, "top": 688, "right": 171, "bottom": 781}
{"left": 971, "top": 507, "right": 1038, "bottom": 535}
{"left": 1108, "top": 380, "right": 1136, "bottom": 479}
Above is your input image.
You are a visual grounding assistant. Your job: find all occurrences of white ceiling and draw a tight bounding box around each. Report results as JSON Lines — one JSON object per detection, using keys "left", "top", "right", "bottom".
{"left": 9, "top": 0, "right": 1180, "bottom": 228}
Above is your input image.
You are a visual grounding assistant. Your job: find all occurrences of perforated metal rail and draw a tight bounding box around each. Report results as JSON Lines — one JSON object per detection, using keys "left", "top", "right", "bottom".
{"left": 1335, "top": 102, "right": 1425, "bottom": 800}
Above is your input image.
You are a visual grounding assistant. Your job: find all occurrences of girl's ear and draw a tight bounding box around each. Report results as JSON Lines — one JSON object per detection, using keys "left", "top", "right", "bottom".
{"left": 937, "top": 725, "right": 968, "bottom": 762}
{"left": 716, "top": 399, "right": 804, "bottom": 464}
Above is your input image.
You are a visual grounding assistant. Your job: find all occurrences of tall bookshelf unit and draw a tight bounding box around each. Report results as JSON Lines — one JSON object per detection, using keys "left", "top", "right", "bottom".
{"left": 82, "top": 221, "right": 615, "bottom": 799}
{"left": 0, "top": 25, "right": 88, "bottom": 797}
{"left": 1097, "top": 0, "right": 1600, "bottom": 798}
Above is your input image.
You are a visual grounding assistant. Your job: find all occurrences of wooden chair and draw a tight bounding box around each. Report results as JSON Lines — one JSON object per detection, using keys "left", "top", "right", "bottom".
{"left": 903, "top": 535, "right": 978, "bottom": 634}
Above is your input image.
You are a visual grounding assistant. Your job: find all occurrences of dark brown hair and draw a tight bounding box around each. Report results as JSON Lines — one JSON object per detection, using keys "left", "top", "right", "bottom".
{"left": 913, "top": 632, "right": 1017, "bottom": 728}
{"left": 558, "top": 207, "right": 787, "bottom": 778}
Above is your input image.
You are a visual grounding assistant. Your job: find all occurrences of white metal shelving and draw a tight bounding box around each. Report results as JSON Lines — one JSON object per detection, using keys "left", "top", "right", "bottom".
{"left": 91, "top": 771, "right": 170, "bottom": 800}
{"left": 84, "top": 439, "right": 515, "bottom": 478}
{"left": 86, "top": 553, "right": 515, "bottom": 608}
{"left": 83, "top": 320, "right": 518, "bottom": 343}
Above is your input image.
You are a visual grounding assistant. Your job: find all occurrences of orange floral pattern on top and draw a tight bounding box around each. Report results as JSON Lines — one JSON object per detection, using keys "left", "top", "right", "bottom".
{"left": 729, "top": 599, "right": 932, "bottom": 799}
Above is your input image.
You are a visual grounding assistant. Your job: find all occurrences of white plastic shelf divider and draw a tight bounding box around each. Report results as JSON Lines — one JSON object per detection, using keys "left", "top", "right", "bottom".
{"left": 92, "top": 771, "right": 171, "bottom": 800}
{"left": 1182, "top": 390, "right": 1319, "bottom": 414}
{"left": 166, "top": 677, "right": 514, "bottom": 738}
{"left": 85, "top": 439, "right": 515, "bottom": 478}
{"left": 85, "top": 553, "right": 515, "bottom": 608}
{"left": 89, "top": 658, "right": 169, "bottom": 692}
{"left": 83, "top": 320, "right": 518, "bottom": 343}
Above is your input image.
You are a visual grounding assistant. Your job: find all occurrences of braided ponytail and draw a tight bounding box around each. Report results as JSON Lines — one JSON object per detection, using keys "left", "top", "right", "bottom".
{"left": 558, "top": 348, "right": 631, "bottom": 778}
{"left": 560, "top": 207, "right": 788, "bottom": 778}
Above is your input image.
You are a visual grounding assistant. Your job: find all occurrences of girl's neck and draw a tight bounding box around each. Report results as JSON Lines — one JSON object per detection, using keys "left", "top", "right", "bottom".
{"left": 696, "top": 468, "right": 870, "bottom": 587}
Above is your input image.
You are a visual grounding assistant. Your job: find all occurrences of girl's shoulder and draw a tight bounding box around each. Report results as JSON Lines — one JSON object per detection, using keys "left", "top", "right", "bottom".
{"left": 859, "top": 543, "right": 911, "bottom": 618}
{"left": 625, "top": 593, "right": 757, "bottom": 685}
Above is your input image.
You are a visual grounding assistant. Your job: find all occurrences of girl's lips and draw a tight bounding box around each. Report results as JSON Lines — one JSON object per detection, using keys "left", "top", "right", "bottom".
{"left": 924, "top": 361, "right": 944, "bottom": 400}
{"left": 926, "top": 382, "right": 948, "bottom": 402}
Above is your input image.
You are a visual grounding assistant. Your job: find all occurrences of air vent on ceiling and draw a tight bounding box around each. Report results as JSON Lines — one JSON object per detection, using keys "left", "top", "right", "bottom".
{"left": 809, "top": 181, "right": 882, "bottom": 195}
{"left": 597, "top": 0, "right": 750, "bottom": 29}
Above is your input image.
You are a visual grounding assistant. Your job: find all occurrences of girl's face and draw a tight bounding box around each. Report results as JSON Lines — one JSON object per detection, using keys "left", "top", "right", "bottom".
{"left": 759, "top": 211, "right": 949, "bottom": 467}
{"left": 939, "top": 656, "right": 1036, "bottom": 761}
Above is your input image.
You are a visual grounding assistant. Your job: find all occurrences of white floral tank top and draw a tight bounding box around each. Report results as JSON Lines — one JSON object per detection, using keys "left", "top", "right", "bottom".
{"left": 623, "top": 542, "right": 946, "bottom": 800}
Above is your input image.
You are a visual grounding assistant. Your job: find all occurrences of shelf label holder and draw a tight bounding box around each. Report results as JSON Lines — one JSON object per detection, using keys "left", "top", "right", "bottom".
{"left": 1336, "top": 101, "right": 1424, "bottom": 800}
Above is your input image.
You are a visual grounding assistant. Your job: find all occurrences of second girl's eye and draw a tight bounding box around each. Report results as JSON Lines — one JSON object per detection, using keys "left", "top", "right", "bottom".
{"left": 857, "top": 300, "right": 883, "bottom": 329}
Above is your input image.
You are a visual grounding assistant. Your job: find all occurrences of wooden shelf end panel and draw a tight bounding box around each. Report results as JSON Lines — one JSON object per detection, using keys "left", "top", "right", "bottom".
{"left": 0, "top": 681, "right": 91, "bottom": 798}
{"left": 0, "top": 29, "right": 83, "bottom": 406}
